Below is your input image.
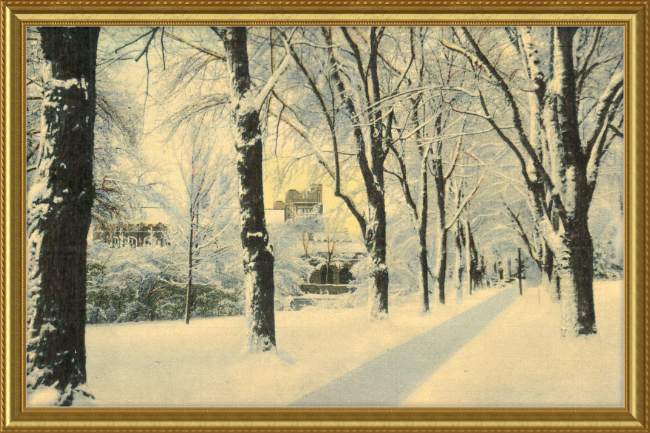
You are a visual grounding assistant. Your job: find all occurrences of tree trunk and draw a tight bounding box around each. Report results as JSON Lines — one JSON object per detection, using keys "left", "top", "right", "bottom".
{"left": 222, "top": 27, "right": 276, "bottom": 352}
{"left": 366, "top": 193, "right": 389, "bottom": 320}
{"left": 435, "top": 228, "right": 448, "bottom": 305}
{"left": 557, "top": 216, "right": 596, "bottom": 335}
{"left": 26, "top": 27, "right": 100, "bottom": 406}
{"left": 432, "top": 157, "right": 447, "bottom": 304}
{"left": 454, "top": 223, "right": 466, "bottom": 302}
{"left": 518, "top": 248, "right": 523, "bottom": 295}
{"left": 545, "top": 27, "right": 597, "bottom": 336}
{"left": 419, "top": 147, "right": 430, "bottom": 312}
{"left": 184, "top": 215, "right": 195, "bottom": 324}
{"left": 464, "top": 219, "right": 473, "bottom": 295}
{"left": 542, "top": 243, "right": 560, "bottom": 301}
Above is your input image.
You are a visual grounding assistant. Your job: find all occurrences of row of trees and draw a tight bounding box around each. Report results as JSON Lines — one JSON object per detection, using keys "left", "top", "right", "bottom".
{"left": 26, "top": 25, "right": 623, "bottom": 405}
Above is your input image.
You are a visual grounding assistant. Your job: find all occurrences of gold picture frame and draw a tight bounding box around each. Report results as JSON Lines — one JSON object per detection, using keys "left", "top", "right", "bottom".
{"left": 1, "top": 1, "right": 648, "bottom": 431}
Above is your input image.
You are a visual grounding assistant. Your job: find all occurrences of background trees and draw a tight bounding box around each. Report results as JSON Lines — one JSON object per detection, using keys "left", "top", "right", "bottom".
{"left": 441, "top": 26, "right": 624, "bottom": 335}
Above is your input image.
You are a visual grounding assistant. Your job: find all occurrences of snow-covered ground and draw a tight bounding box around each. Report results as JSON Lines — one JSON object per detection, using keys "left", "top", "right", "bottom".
{"left": 401, "top": 280, "right": 625, "bottom": 407}
{"left": 84, "top": 280, "right": 624, "bottom": 407}
{"left": 85, "top": 288, "right": 503, "bottom": 406}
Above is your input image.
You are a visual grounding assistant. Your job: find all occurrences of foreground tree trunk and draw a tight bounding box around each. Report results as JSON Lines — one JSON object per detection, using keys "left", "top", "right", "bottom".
{"left": 545, "top": 27, "right": 597, "bottom": 335}
{"left": 26, "top": 27, "right": 100, "bottom": 406}
{"left": 366, "top": 189, "right": 389, "bottom": 319}
{"left": 221, "top": 27, "right": 276, "bottom": 352}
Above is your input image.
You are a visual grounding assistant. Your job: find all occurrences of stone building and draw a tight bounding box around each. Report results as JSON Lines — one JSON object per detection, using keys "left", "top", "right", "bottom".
{"left": 272, "top": 184, "right": 324, "bottom": 222}
{"left": 93, "top": 222, "right": 169, "bottom": 248}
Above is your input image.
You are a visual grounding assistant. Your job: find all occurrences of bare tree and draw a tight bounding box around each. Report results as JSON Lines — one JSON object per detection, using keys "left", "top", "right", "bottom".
{"left": 215, "top": 26, "right": 291, "bottom": 351}
{"left": 443, "top": 26, "right": 623, "bottom": 335}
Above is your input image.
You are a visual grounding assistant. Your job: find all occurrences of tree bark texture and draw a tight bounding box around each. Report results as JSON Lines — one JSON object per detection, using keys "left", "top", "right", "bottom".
{"left": 26, "top": 27, "right": 100, "bottom": 406}
{"left": 544, "top": 27, "right": 596, "bottom": 335}
{"left": 366, "top": 187, "right": 389, "bottom": 320}
{"left": 222, "top": 27, "right": 276, "bottom": 351}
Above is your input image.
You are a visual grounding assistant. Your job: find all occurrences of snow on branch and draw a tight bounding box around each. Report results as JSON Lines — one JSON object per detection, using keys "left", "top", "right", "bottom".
{"left": 445, "top": 175, "right": 485, "bottom": 231}
{"left": 584, "top": 71, "right": 624, "bottom": 157}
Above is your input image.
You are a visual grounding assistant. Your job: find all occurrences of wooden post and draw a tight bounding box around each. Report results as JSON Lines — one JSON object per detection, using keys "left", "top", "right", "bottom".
{"left": 518, "top": 248, "right": 523, "bottom": 296}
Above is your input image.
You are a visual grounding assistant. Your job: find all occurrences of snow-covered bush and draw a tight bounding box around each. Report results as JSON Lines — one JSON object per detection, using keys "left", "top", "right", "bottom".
{"left": 86, "top": 243, "right": 243, "bottom": 323}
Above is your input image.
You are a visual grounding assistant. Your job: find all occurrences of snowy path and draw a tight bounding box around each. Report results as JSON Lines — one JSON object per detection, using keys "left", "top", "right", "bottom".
{"left": 289, "top": 285, "right": 520, "bottom": 407}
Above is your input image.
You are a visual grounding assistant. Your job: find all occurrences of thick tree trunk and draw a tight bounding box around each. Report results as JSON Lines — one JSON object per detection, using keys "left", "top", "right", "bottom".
{"left": 319, "top": 27, "right": 389, "bottom": 321}
{"left": 545, "top": 27, "right": 597, "bottom": 336}
{"left": 557, "top": 215, "right": 596, "bottom": 335}
{"left": 223, "top": 27, "right": 276, "bottom": 352}
{"left": 518, "top": 248, "right": 523, "bottom": 295}
{"left": 26, "top": 27, "right": 100, "bottom": 406}
{"left": 454, "top": 247, "right": 465, "bottom": 302}
{"left": 366, "top": 194, "right": 389, "bottom": 320}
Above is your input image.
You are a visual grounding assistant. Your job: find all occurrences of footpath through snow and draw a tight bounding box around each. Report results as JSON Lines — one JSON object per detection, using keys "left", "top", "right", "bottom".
{"left": 401, "top": 280, "right": 625, "bottom": 407}
{"left": 84, "top": 281, "right": 623, "bottom": 407}
{"left": 289, "top": 286, "right": 519, "bottom": 406}
{"left": 85, "top": 287, "right": 504, "bottom": 406}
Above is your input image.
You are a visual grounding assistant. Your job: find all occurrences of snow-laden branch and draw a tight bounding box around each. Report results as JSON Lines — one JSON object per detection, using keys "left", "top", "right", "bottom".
{"left": 506, "top": 205, "right": 541, "bottom": 264}
{"left": 584, "top": 71, "right": 624, "bottom": 157}
{"left": 444, "top": 29, "right": 557, "bottom": 203}
{"left": 444, "top": 133, "right": 464, "bottom": 180}
{"left": 164, "top": 29, "right": 226, "bottom": 61}
{"left": 586, "top": 89, "right": 624, "bottom": 190}
{"left": 445, "top": 175, "right": 484, "bottom": 231}
{"left": 274, "top": 112, "right": 335, "bottom": 179}
{"left": 251, "top": 44, "right": 293, "bottom": 111}
{"left": 386, "top": 142, "right": 419, "bottom": 226}
{"left": 355, "top": 85, "right": 479, "bottom": 121}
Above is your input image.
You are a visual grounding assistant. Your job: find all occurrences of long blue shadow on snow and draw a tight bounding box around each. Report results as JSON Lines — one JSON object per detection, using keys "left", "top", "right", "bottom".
{"left": 288, "top": 286, "right": 520, "bottom": 407}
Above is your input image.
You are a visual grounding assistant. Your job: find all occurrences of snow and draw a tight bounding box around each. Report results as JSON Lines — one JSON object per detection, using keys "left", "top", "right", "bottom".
{"left": 401, "top": 280, "right": 625, "bottom": 407}
{"left": 80, "top": 281, "right": 624, "bottom": 407}
{"left": 27, "top": 384, "right": 61, "bottom": 407}
{"left": 84, "top": 288, "right": 503, "bottom": 406}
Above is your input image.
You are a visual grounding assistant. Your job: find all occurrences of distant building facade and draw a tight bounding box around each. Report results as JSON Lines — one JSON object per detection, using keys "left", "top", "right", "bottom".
{"left": 269, "top": 184, "right": 324, "bottom": 222}
{"left": 93, "top": 222, "right": 169, "bottom": 248}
